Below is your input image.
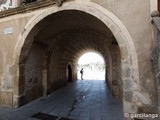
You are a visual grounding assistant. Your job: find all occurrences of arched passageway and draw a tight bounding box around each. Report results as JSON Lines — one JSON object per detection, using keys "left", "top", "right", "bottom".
{"left": 13, "top": 2, "right": 140, "bottom": 117}
{"left": 17, "top": 10, "right": 123, "bottom": 104}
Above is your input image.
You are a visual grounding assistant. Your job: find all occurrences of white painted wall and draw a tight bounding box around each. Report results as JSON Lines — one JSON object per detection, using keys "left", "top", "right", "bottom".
{"left": 150, "top": 0, "right": 157, "bottom": 13}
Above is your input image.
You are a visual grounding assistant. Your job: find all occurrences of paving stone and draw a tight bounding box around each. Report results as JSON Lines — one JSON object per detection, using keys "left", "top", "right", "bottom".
{"left": 0, "top": 80, "right": 124, "bottom": 120}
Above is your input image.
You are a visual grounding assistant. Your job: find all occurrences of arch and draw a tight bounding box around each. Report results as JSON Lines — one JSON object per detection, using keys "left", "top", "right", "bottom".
{"left": 74, "top": 47, "right": 112, "bottom": 83}
{"left": 77, "top": 51, "right": 106, "bottom": 80}
{"left": 13, "top": 1, "right": 140, "bottom": 113}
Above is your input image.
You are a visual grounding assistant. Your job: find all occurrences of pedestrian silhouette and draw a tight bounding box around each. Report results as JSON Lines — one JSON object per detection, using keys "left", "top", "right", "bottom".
{"left": 80, "top": 68, "right": 84, "bottom": 80}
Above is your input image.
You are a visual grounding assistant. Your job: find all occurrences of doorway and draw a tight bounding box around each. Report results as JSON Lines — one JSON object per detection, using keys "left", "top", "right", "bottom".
{"left": 67, "top": 64, "right": 72, "bottom": 82}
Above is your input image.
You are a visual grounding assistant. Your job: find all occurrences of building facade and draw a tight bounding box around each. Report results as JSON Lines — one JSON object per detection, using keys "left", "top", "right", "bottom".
{"left": 0, "top": 0, "right": 159, "bottom": 119}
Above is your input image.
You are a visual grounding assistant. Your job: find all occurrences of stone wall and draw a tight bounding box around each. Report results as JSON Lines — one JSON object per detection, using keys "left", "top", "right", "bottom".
{"left": 92, "top": 0, "right": 157, "bottom": 110}
{"left": 48, "top": 49, "right": 68, "bottom": 93}
{"left": 158, "top": 87, "right": 160, "bottom": 116}
{"left": 0, "top": 15, "right": 33, "bottom": 107}
{"left": 151, "top": 11, "right": 160, "bottom": 116}
{"left": 25, "top": 43, "right": 44, "bottom": 103}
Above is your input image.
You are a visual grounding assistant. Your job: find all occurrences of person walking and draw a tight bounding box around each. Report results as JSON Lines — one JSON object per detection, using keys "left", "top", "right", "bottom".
{"left": 80, "top": 68, "right": 84, "bottom": 80}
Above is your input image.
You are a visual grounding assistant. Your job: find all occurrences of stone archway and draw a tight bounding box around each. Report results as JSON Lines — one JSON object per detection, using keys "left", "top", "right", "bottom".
{"left": 13, "top": 1, "right": 140, "bottom": 115}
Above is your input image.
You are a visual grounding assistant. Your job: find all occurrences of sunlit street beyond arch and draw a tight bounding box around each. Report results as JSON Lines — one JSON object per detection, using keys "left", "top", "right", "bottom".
{"left": 77, "top": 52, "right": 105, "bottom": 80}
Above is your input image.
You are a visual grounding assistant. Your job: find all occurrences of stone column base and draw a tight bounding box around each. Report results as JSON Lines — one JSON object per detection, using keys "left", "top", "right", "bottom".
{"left": 13, "top": 95, "right": 26, "bottom": 107}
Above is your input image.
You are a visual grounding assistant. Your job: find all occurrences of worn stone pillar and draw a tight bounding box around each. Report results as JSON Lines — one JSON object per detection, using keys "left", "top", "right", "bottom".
{"left": 158, "top": 86, "right": 160, "bottom": 116}
{"left": 43, "top": 70, "right": 47, "bottom": 96}
{"left": 152, "top": 11, "right": 160, "bottom": 118}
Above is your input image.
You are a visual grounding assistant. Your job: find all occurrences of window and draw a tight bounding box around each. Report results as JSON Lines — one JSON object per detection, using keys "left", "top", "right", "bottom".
{"left": 22, "top": 0, "right": 37, "bottom": 4}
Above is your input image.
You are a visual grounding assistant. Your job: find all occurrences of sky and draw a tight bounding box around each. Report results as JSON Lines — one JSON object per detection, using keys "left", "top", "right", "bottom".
{"left": 78, "top": 52, "right": 104, "bottom": 64}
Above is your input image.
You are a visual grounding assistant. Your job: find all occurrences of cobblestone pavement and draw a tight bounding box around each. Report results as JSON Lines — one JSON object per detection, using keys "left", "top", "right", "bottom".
{"left": 0, "top": 80, "right": 124, "bottom": 120}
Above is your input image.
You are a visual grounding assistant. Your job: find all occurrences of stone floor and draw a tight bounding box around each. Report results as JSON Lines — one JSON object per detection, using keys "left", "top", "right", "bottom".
{"left": 0, "top": 80, "right": 124, "bottom": 120}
